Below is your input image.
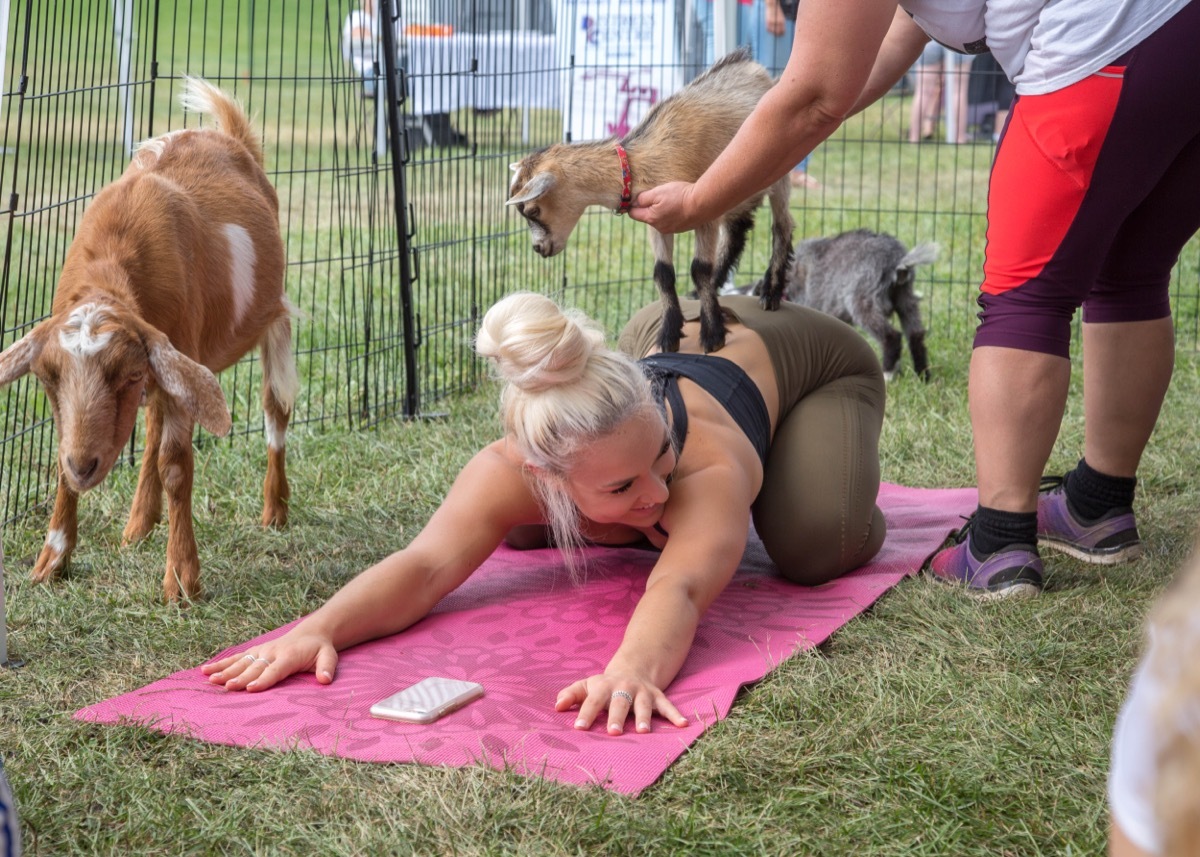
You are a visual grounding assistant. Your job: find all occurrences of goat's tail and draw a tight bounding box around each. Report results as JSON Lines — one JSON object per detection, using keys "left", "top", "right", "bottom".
{"left": 179, "top": 76, "right": 265, "bottom": 167}
{"left": 898, "top": 241, "right": 940, "bottom": 271}
{"left": 262, "top": 296, "right": 300, "bottom": 415}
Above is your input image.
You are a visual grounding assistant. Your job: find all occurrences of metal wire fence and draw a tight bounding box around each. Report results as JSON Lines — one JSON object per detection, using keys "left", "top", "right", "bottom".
{"left": 1, "top": 0, "right": 1198, "bottom": 528}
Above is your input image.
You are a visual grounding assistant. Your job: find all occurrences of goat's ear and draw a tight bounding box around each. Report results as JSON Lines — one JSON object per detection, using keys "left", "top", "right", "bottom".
{"left": 506, "top": 172, "right": 555, "bottom": 206}
{"left": 140, "top": 328, "right": 232, "bottom": 437}
{"left": 0, "top": 322, "right": 49, "bottom": 387}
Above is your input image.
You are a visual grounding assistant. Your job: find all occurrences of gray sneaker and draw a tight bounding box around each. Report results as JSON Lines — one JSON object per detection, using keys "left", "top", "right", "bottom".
{"left": 925, "top": 518, "right": 1043, "bottom": 598}
{"left": 1037, "top": 477, "right": 1143, "bottom": 565}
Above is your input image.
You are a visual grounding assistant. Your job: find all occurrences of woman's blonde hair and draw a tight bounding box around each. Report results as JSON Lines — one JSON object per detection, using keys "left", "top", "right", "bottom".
{"left": 1148, "top": 536, "right": 1200, "bottom": 857}
{"left": 474, "top": 292, "right": 658, "bottom": 567}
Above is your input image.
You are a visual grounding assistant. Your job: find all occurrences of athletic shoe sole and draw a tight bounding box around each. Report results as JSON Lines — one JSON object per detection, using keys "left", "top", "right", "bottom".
{"left": 927, "top": 569, "right": 1042, "bottom": 600}
{"left": 1037, "top": 535, "right": 1144, "bottom": 565}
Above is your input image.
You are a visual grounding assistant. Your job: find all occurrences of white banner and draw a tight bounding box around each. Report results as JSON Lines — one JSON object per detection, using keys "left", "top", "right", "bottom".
{"left": 556, "top": 0, "right": 685, "bottom": 142}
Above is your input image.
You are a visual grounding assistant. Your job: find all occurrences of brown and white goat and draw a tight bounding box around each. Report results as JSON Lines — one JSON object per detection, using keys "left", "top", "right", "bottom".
{"left": 506, "top": 48, "right": 794, "bottom": 354}
{"left": 0, "top": 77, "right": 297, "bottom": 602}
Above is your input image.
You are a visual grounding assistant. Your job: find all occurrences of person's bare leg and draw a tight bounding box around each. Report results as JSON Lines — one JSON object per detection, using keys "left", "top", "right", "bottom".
{"left": 1082, "top": 318, "right": 1175, "bottom": 478}
{"left": 909, "top": 64, "right": 942, "bottom": 142}
{"left": 909, "top": 76, "right": 924, "bottom": 142}
{"left": 954, "top": 57, "right": 974, "bottom": 143}
{"left": 970, "top": 345, "right": 1071, "bottom": 513}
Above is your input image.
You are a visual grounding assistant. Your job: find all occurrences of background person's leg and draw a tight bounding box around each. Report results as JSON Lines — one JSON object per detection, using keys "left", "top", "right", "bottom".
{"left": 908, "top": 53, "right": 943, "bottom": 142}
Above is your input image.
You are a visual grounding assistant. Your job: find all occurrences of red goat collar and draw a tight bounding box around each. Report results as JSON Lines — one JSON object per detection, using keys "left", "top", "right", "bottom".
{"left": 614, "top": 143, "right": 633, "bottom": 215}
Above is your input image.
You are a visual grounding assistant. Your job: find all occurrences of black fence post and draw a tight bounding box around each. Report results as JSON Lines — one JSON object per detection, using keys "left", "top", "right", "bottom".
{"left": 376, "top": 0, "right": 420, "bottom": 419}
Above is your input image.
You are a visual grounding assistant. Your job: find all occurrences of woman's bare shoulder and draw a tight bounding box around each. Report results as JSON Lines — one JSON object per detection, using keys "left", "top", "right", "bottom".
{"left": 411, "top": 438, "right": 544, "bottom": 563}
{"left": 459, "top": 439, "right": 532, "bottom": 489}
{"left": 441, "top": 439, "right": 541, "bottom": 520}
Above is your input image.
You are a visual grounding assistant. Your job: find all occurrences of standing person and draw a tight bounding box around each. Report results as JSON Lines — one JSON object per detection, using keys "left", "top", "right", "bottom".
{"left": 631, "top": 0, "right": 1200, "bottom": 598}
{"left": 908, "top": 40, "right": 943, "bottom": 141}
{"left": 203, "top": 293, "right": 886, "bottom": 732}
{"left": 907, "top": 41, "right": 974, "bottom": 144}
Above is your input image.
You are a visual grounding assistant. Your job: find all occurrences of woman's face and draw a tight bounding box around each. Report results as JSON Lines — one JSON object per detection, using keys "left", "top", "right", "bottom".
{"left": 564, "top": 409, "right": 676, "bottom": 529}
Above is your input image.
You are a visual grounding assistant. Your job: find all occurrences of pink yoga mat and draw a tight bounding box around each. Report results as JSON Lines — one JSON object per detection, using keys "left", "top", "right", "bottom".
{"left": 75, "top": 483, "right": 974, "bottom": 795}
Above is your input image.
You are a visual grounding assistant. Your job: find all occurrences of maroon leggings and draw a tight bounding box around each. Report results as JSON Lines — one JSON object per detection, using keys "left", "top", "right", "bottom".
{"left": 976, "top": 0, "right": 1200, "bottom": 357}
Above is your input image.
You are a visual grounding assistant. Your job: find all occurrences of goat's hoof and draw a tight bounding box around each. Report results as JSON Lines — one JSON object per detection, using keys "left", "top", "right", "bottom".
{"left": 699, "top": 325, "right": 727, "bottom": 353}
{"left": 657, "top": 333, "right": 682, "bottom": 353}
{"left": 163, "top": 581, "right": 201, "bottom": 605}
{"left": 759, "top": 293, "right": 783, "bottom": 312}
{"left": 30, "top": 546, "right": 66, "bottom": 584}
{"left": 262, "top": 504, "right": 288, "bottom": 529}
{"left": 122, "top": 517, "right": 159, "bottom": 546}
{"left": 163, "top": 562, "right": 201, "bottom": 604}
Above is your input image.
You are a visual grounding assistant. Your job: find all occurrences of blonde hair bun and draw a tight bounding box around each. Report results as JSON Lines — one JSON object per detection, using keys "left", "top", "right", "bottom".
{"left": 475, "top": 292, "right": 606, "bottom": 392}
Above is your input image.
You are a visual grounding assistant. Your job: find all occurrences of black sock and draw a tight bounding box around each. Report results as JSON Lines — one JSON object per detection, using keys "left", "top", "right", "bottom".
{"left": 970, "top": 506, "right": 1037, "bottom": 557}
{"left": 1064, "top": 457, "right": 1136, "bottom": 522}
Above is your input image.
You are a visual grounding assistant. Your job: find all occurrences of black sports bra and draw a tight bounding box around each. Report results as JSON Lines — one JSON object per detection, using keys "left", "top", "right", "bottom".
{"left": 639, "top": 352, "right": 771, "bottom": 468}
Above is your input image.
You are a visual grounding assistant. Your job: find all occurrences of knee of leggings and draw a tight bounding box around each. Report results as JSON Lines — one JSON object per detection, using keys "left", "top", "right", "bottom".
{"left": 771, "top": 545, "right": 845, "bottom": 586}
{"left": 974, "top": 289, "right": 1077, "bottom": 357}
{"left": 759, "top": 505, "right": 886, "bottom": 586}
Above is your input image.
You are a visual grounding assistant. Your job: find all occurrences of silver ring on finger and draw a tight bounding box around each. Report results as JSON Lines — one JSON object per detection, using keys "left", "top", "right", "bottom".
{"left": 611, "top": 690, "right": 633, "bottom": 704}
{"left": 242, "top": 654, "right": 256, "bottom": 663}
{"left": 253, "top": 657, "right": 272, "bottom": 665}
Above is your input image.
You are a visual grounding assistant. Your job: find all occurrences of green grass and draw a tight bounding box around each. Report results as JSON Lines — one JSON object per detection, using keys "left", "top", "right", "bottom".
{"left": 2, "top": 342, "right": 1199, "bottom": 855}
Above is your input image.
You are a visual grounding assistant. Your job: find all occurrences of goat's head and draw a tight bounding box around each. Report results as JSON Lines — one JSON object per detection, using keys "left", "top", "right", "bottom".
{"left": 506, "top": 148, "right": 589, "bottom": 258}
{"left": 0, "top": 301, "right": 232, "bottom": 493}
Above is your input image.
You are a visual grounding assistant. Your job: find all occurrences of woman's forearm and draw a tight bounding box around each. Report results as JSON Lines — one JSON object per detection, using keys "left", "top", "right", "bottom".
{"left": 686, "top": 84, "right": 843, "bottom": 223}
{"left": 850, "top": 6, "right": 931, "bottom": 114}
{"left": 298, "top": 443, "right": 533, "bottom": 651}
{"left": 296, "top": 551, "right": 447, "bottom": 650}
{"left": 669, "top": 0, "right": 902, "bottom": 227}
{"left": 605, "top": 579, "right": 704, "bottom": 689}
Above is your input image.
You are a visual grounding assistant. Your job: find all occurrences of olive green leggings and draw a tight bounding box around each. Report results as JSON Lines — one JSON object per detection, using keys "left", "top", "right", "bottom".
{"left": 619, "top": 296, "right": 887, "bottom": 585}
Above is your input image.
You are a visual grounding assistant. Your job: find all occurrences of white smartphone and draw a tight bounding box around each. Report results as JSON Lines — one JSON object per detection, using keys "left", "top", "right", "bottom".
{"left": 369, "top": 677, "right": 485, "bottom": 724}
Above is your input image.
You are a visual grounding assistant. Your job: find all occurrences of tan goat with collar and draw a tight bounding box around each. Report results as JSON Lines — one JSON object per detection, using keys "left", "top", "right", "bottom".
{"left": 0, "top": 77, "right": 297, "bottom": 602}
{"left": 506, "top": 48, "right": 794, "bottom": 355}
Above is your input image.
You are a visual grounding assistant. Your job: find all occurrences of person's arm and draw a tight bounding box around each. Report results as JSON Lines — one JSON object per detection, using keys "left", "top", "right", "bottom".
{"left": 851, "top": 6, "right": 930, "bottom": 113}
{"left": 203, "top": 440, "right": 542, "bottom": 691}
{"left": 555, "top": 459, "right": 756, "bottom": 732}
{"left": 630, "top": 0, "right": 922, "bottom": 234}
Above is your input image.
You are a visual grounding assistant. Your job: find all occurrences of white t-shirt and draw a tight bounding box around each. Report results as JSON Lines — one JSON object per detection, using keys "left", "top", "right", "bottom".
{"left": 900, "top": 0, "right": 1191, "bottom": 95}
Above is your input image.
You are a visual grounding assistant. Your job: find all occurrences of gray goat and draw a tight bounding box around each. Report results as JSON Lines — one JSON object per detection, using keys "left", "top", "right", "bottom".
{"left": 506, "top": 48, "right": 794, "bottom": 354}
{"left": 743, "top": 228, "right": 938, "bottom": 380}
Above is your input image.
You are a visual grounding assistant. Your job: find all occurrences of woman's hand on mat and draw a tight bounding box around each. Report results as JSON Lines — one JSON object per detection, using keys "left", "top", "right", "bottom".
{"left": 201, "top": 633, "right": 339, "bottom": 692}
{"left": 555, "top": 675, "right": 689, "bottom": 735}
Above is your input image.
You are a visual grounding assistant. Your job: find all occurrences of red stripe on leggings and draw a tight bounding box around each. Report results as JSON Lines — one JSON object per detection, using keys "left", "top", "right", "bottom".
{"left": 982, "top": 67, "right": 1126, "bottom": 296}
